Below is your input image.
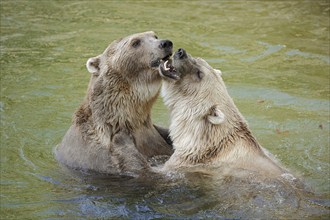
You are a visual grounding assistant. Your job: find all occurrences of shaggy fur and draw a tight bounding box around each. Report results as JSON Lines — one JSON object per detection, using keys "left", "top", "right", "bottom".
{"left": 159, "top": 49, "right": 287, "bottom": 177}
{"left": 55, "top": 32, "right": 173, "bottom": 175}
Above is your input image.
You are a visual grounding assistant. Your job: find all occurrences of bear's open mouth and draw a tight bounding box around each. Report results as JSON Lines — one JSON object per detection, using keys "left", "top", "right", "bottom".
{"left": 159, "top": 59, "right": 179, "bottom": 80}
{"left": 163, "top": 60, "right": 176, "bottom": 72}
{"left": 151, "top": 53, "right": 172, "bottom": 68}
{"left": 162, "top": 54, "right": 172, "bottom": 62}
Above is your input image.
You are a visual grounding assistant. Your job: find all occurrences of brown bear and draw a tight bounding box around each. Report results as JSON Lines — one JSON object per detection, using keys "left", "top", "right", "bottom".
{"left": 55, "top": 31, "right": 173, "bottom": 175}
{"left": 158, "top": 48, "right": 290, "bottom": 177}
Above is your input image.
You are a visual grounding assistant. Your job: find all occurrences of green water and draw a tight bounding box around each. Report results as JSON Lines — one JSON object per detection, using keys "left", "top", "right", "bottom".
{"left": 1, "top": 0, "right": 329, "bottom": 219}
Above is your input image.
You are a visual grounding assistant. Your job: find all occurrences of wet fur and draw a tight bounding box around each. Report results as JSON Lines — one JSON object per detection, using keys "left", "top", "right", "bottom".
{"left": 161, "top": 53, "right": 287, "bottom": 177}
{"left": 55, "top": 32, "right": 173, "bottom": 175}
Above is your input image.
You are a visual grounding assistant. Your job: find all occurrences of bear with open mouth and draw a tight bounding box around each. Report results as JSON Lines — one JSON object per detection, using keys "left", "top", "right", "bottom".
{"left": 55, "top": 32, "right": 174, "bottom": 176}
{"left": 158, "top": 48, "right": 291, "bottom": 177}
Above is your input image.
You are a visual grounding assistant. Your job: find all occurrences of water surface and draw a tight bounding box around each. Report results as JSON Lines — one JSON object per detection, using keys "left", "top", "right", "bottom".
{"left": 1, "top": 1, "right": 329, "bottom": 219}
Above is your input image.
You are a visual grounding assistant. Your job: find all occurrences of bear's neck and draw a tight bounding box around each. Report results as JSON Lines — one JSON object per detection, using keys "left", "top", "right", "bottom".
{"left": 74, "top": 69, "right": 161, "bottom": 143}
{"left": 168, "top": 91, "right": 262, "bottom": 165}
{"left": 171, "top": 116, "right": 262, "bottom": 165}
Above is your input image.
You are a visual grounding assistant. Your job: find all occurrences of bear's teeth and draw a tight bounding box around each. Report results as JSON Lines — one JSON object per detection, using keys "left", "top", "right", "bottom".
{"left": 164, "top": 60, "right": 170, "bottom": 71}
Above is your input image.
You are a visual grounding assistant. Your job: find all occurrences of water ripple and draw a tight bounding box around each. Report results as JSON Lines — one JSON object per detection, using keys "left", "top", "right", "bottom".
{"left": 229, "top": 85, "right": 329, "bottom": 112}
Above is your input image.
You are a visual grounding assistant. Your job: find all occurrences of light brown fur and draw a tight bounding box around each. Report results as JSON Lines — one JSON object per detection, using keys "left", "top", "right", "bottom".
{"left": 55, "top": 32, "right": 173, "bottom": 175}
{"left": 159, "top": 49, "right": 288, "bottom": 177}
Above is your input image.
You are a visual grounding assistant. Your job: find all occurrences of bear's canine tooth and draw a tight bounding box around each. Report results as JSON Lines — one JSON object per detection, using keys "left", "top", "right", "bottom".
{"left": 164, "top": 60, "right": 170, "bottom": 71}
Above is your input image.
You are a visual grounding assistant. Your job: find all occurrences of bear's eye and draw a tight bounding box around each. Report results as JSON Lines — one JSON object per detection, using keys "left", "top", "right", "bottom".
{"left": 154, "top": 35, "right": 158, "bottom": 39}
{"left": 131, "top": 39, "right": 141, "bottom": 48}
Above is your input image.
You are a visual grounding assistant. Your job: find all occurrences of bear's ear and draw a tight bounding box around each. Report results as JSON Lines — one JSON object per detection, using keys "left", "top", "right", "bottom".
{"left": 86, "top": 56, "right": 101, "bottom": 76}
{"left": 207, "top": 105, "right": 225, "bottom": 125}
{"left": 214, "top": 68, "right": 222, "bottom": 76}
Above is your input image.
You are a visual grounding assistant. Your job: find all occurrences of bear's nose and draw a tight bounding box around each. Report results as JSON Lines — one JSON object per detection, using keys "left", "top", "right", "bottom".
{"left": 177, "top": 48, "right": 187, "bottom": 59}
{"left": 159, "top": 40, "right": 173, "bottom": 49}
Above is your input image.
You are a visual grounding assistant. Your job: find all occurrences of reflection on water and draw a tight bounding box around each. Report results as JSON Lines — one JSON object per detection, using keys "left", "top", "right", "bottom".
{"left": 241, "top": 41, "right": 286, "bottom": 62}
{"left": 286, "top": 49, "right": 330, "bottom": 64}
{"left": 1, "top": 0, "right": 329, "bottom": 219}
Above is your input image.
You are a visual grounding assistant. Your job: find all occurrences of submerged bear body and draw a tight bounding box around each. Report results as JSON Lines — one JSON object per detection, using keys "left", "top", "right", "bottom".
{"left": 56, "top": 32, "right": 173, "bottom": 175}
{"left": 158, "top": 48, "right": 288, "bottom": 177}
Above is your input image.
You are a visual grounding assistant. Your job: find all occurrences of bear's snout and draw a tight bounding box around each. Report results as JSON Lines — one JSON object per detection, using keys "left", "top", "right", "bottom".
{"left": 159, "top": 40, "right": 173, "bottom": 49}
{"left": 174, "top": 48, "right": 187, "bottom": 59}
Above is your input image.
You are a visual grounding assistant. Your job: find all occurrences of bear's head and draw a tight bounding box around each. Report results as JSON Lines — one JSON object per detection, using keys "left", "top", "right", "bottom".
{"left": 79, "top": 32, "right": 173, "bottom": 130}
{"left": 159, "top": 48, "right": 226, "bottom": 126}
{"left": 86, "top": 31, "right": 173, "bottom": 82}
